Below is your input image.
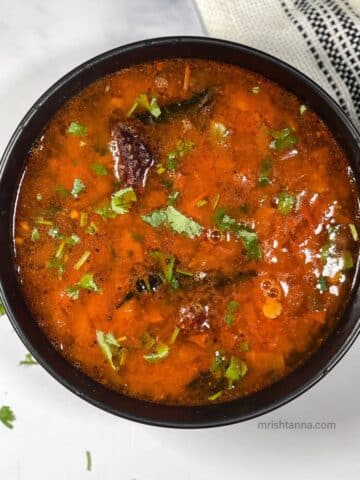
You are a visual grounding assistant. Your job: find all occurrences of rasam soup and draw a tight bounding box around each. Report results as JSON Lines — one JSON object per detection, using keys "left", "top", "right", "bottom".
{"left": 14, "top": 59, "right": 359, "bottom": 405}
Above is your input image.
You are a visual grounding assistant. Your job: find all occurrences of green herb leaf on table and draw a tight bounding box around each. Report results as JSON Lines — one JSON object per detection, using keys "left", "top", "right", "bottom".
{"left": 0, "top": 405, "right": 15, "bottom": 429}
{"left": 86, "top": 451, "right": 92, "bottom": 472}
{"left": 19, "top": 353, "right": 38, "bottom": 366}
{"left": 67, "top": 121, "right": 88, "bottom": 136}
{"left": 0, "top": 303, "right": 5, "bottom": 316}
{"left": 269, "top": 127, "right": 297, "bottom": 150}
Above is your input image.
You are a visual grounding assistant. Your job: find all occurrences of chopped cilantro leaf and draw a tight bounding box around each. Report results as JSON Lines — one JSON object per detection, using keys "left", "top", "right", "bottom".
{"left": 144, "top": 343, "right": 169, "bottom": 363}
{"left": 317, "top": 276, "right": 328, "bottom": 293}
{"left": 31, "top": 227, "right": 40, "bottom": 241}
{"left": 0, "top": 406, "right": 15, "bottom": 429}
{"left": 277, "top": 192, "right": 296, "bottom": 215}
{"left": 208, "top": 390, "right": 223, "bottom": 401}
{"left": 142, "top": 206, "right": 203, "bottom": 238}
{"left": 111, "top": 187, "right": 137, "bottom": 214}
{"left": 349, "top": 224, "right": 358, "bottom": 242}
{"left": 225, "top": 300, "right": 239, "bottom": 326}
{"left": 19, "top": 353, "right": 38, "bottom": 366}
{"left": 96, "top": 330, "right": 126, "bottom": 370}
{"left": 225, "top": 356, "right": 248, "bottom": 388}
{"left": 150, "top": 251, "right": 178, "bottom": 289}
{"left": 0, "top": 303, "right": 5, "bottom": 315}
{"left": 86, "top": 222, "right": 98, "bottom": 235}
{"left": 269, "top": 127, "right": 297, "bottom": 150}
{"left": 66, "top": 273, "right": 102, "bottom": 299}
{"left": 127, "top": 93, "right": 161, "bottom": 119}
{"left": 86, "top": 451, "right": 92, "bottom": 472}
{"left": 67, "top": 121, "right": 88, "bottom": 136}
{"left": 213, "top": 207, "right": 261, "bottom": 260}
{"left": 257, "top": 157, "right": 272, "bottom": 186}
{"left": 93, "top": 203, "right": 117, "bottom": 219}
{"left": 71, "top": 178, "right": 85, "bottom": 198}
{"left": 167, "top": 191, "right": 180, "bottom": 206}
{"left": 91, "top": 163, "right": 108, "bottom": 176}
{"left": 166, "top": 140, "right": 195, "bottom": 171}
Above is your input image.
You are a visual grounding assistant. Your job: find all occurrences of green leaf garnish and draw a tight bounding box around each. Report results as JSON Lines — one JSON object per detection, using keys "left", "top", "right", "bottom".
{"left": 213, "top": 207, "right": 261, "bottom": 260}
{"left": 66, "top": 273, "right": 102, "bottom": 299}
{"left": 71, "top": 178, "right": 86, "bottom": 198}
{"left": 300, "top": 104, "right": 307, "bottom": 115}
{"left": 341, "top": 250, "right": 354, "bottom": 270}
{"left": 91, "top": 162, "right": 108, "bottom": 176}
{"left": 150, "top": 251, "right": 178, "bottom": 289}
{"left": 277, "top": 192, "right": 296, "bottom": 215}
{"left": 111, "top": 187, "right": 137, "bottom": 214}
{"left": 225, "top": 356, "right": 248, "bottom": 388}
{"left": 126, "top": 93, "right": 161, "bottom": 119}
{"left": 96, "top": 330, "right": 126, "bottom": 370}
{"left": 19, "top": 353, "right": 38, "bottom": 366}
{"left": 74, "top": 251, "right": 91, "bottom": 270}
{"left": 210, "top": 121, "right": 230, "bottom": 142}
{"left": 93, "top": 203, "right": 117, "bottom": 219}
{"left": 48, "top": 226, "right": 60, "bottom": 239}
{"left": 166, "top": 139, "right": 195, "bottom": 171}
{"left": 67, "top": 121, "right": 88, "bottom": 136}
{"left": 167, "top": 191, "right": 180, "bottom": 206}
{"left": 66, "top": 234, "right": 81, "bottom": 245}
{"left": 349, "top": 224, "right": 358, "bottom": 242}
{"left": 31, "top": 227, "right": 40, "bottom": 242}
{"left": 269, "top": 127, "right": 297, "bottom": 150}
{"left": 0, "top": 303, "right": 5, "bottom": 316}
{"left": 86, "top": 451, "right": 92, "bottom": 472}
{"left": 144, "top": 343, "right": 169, "bottom": 363}
{"left": 142, "top": 206, "right": 203, "bottom": 239}
{"left": 211, "top": 350, "right": 227, "bottom": 376}
{"left": 316, "top": 276, "right": 328, "bottom": 293}
{"left": 225, "top": 300, "right": 239, "bottom": 326}
{"left": 257, "top": 157, "right": 272, "bottom": 186}
{"left": 208, "top": 391, "right": 223, "bottom": 401}
{"left": 86, "top": 222, "right": 98, "bottom": 235}
{"left": 239, "top": 341, "right": 249, "bottom": 352}
{"left": 0, "top": 405, "right": 15, "bottom": 429}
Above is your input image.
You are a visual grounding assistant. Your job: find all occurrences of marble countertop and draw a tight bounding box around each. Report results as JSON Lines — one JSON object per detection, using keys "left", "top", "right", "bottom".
{"left": 1, "top": 1, "right": 359, "bottom": 479}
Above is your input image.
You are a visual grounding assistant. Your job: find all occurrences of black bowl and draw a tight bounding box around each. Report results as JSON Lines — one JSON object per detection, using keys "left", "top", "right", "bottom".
{"left": 1, "top": 36, "right": 360, "bottom": 428}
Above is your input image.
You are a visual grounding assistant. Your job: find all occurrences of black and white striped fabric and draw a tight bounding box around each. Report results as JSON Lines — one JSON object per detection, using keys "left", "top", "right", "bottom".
{"left": 195, "top": 0, "right": 360, "bottom": 128}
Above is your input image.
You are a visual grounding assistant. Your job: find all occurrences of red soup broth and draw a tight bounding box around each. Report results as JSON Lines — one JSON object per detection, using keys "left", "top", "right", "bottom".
{"left": 14, "top": 59, "right": 359, "bottom": 405}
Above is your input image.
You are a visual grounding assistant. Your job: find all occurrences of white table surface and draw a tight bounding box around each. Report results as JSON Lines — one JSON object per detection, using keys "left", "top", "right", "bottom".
{"left": 1, "top": 1, "right": 359, "bottom": 478}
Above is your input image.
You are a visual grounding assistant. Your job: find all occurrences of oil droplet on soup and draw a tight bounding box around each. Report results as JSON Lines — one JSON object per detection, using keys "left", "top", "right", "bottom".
{"left": 14, "top": 59, "right": 359, "bottom": 405}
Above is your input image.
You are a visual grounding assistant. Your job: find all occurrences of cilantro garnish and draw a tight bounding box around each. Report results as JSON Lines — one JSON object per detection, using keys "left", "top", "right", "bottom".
{"left": 19, "top": 353, "right": 38, "bottom": 366}
{"left": 142, "top": 206, "right": 203, "bottom": 239}
{"left": 96, "top": 330, "right": 126, "bottom": 370}
{"left": 225, "top": 356, "right": 248, "bottom": 388}
{"left": 66, "top": 273, "right": 102, "bottom": 299}
{"left": 111, "top": 187, "right": 137, "bottom": 214}
{"left": 277, "top": 192, "right": 296, "bottom": 215}
{"left": 213, "top": 207, "right": 261, "bottom": 260}
{"left": 71, "top": 178, "right": 86, "bottom": 198}
{"left": 269, "top": 127, "right": 297, "bottom": 150}
{"left": 149, "top": 251, "right": 179, "bottom": 289}
{"left": 91, "top": 163, "right": 108, "bottom": 176}
{"left": 257, "top": 157, "right": 272, "bottom": 186}
{"left": 144, "top": 343, "right": 169, "bottom": 363}
{"left": 0, "top": 405, "right": 15, "bottom": 429}
{"left": 225, "top": 300, "right": 239, "bottom": 326}
{"left": 67, "top": 121, "right": 88, "bottom": 136}
{"left": 126, "top": 93, "right": 161, "bottom": 119}
{"left": 31, "top": 227, "right": 40, "bottom": 242}
{"left": 166, "top": 139, "right": 195, "bottom": 171}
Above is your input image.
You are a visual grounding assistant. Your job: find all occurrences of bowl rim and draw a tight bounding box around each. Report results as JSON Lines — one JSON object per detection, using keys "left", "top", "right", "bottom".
{"left": 1, "top": 35, "right": 360, "bottom": 428}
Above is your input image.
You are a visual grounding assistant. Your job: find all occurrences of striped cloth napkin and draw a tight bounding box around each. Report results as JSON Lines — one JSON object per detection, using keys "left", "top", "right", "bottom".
{"left": 194, "top": 0, "right": 360, "bottom": 129}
